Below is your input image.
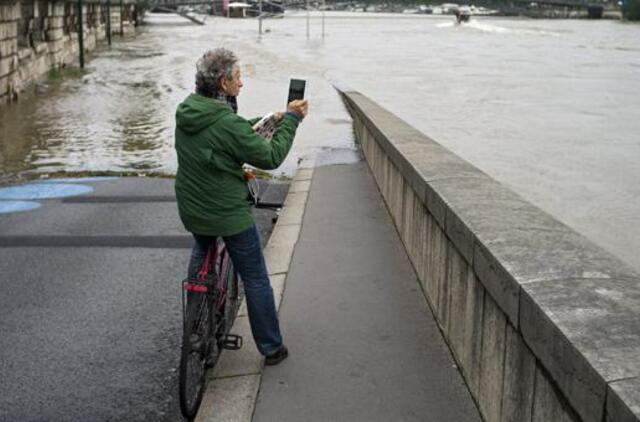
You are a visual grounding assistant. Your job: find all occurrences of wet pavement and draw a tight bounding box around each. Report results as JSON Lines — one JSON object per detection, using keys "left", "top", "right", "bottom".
{"left": 0, "top": 177, "right": 287, "bottom": 421}
{"left": 255, "top": 162, "right": 482, "bottom": 421}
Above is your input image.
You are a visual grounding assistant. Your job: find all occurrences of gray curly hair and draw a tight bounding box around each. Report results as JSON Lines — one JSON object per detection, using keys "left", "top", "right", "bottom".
{"left": 195, "top": 48, "right": 238, "bottom": 98}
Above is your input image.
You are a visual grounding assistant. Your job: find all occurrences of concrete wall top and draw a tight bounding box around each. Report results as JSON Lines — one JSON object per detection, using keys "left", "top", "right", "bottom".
{"left": 341, "top": 90, "right": 640, "bottom": 422}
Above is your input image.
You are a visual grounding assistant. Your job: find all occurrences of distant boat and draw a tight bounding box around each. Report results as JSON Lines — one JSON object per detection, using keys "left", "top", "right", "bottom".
{"left": 453, "top": 6, "right": 471, "bottom": 23}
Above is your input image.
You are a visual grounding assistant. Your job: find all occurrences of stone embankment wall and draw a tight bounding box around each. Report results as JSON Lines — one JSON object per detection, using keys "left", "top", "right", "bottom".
{"left": 341, "top": 91, "right": 640, "bottom": 422}
{"left": 0, "top": 0, "right": 137, "bottom": 105}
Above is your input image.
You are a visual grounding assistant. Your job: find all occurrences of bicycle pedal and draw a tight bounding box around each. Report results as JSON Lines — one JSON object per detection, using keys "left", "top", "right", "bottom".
{"left": 222, "top": 334, "right": 243, "bottom": 350}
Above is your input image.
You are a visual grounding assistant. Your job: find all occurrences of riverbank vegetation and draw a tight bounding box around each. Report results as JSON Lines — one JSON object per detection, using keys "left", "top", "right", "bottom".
{"left": 623, "top": 0, "right": 640, "bottom": 19}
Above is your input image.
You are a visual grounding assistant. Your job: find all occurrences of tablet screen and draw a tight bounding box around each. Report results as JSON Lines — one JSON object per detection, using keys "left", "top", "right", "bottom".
{"left": 288, "top": 79, "right": 306, "bottom": 104}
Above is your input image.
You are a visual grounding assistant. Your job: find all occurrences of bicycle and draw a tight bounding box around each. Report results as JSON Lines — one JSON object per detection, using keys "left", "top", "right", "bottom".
{"left": 178, "top": 171, "right": 282, "bottom": 420}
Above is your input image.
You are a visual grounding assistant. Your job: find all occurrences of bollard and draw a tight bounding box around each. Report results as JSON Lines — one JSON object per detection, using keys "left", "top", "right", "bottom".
{"left": 78, "top": 0, "right": 84, "bottom": 68}
{"left": 322, "top": 0, "right": 325, "bottom": 39}
{"left": 107, "top": 0, "right": 112, "bottom": 45}
{"left": 306, "top": 0, "right": 309, "bottom": 39}
{"left": 120, "top": 0, "right": 124, "bottom": 36}
{"left": 258, "top": 0, "right": 263, "bottom": 36}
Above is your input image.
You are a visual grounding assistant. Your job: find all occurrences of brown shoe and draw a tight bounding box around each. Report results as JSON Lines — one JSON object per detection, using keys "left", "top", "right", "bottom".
{"left": 265, "top": 345, "right": 289, "bottom": 366}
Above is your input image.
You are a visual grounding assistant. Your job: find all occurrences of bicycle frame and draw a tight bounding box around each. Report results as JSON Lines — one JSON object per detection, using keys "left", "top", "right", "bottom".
{"left": 179, "top": 194, "right": 283, "bottom": 419}
{"left": 182, "top": 239, "right": 233, "bottom": 332}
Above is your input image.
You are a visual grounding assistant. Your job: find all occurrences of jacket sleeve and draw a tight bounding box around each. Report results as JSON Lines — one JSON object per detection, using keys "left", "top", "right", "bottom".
{"left": 247, "top": 116, "right": 262, "bottom": 126}
{"left": 222, "top": 114, "right": 300, "bottom": 170}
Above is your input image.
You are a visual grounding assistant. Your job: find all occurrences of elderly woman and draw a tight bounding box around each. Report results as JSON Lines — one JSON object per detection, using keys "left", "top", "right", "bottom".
{"left": 174, "top": 48, "right": 308, "bottom": 365}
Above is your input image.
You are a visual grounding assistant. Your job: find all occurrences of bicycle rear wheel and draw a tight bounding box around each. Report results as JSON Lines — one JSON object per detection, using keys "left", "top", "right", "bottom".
{"left": 179, "top": 288, "right": 212, "bottom": 420}
{"left": 217, "top": 246, "right": 242, "bottom": 341}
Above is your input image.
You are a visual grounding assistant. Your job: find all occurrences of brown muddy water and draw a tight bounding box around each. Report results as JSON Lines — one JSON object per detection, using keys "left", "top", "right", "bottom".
{"left": 0, "top": 12, "right": 639, "bottom": 271}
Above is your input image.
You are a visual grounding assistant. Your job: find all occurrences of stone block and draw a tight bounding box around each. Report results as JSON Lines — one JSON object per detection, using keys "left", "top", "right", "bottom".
{"left": 277, "top": 203, "right": 305, "bottom": 226}
{"left": 401, "top": 182, "right": 414, "bottom": 253}
{"left": 461, "top": 271, "right": 485, "bottom": 398}
{"left": 17, "top": 47, "right": 32, "bottom": 61}
{"left": 483, "top": 226, "right": 636, "bottom": 285}
{"left": 212, "top": 316, "right": 263, "bottom": 378}
{"left": 381, "top": 152, "right": 391, "bottom": 203}
{"left": 195, "top": 374, "right": 261, "bottom": 422}
{"left": 0, "top": 21, "right": 17, "bottom": 40}
{"left": 288, "top": 179, "right": 310, "bottom": 193}
{"left": 0, "top": 74, "right": 8, "bottom": 96}
{"left": 34, "top": 42, "right": 48, "bottom": 55}
{"left": 607, "top": 377, "right": 640, "bottom": 422}
{"left": 532, "top": 366, "right": 578, "bottom": 422}
{"left": 445, "top": 204, "right": 474, "bottom": 264}
{"left": 436, "top": 242, "right": 454, "bottom": 333}
{"left": 389, "top": 161, "right": 403, "bottom": 225}
{"left": 501, "top": 324, "right": 536, "bottom": 422}
{"left": 0, "top": 4, "right": 20, "bottom": 22}
{"left": 474, "top": 241, "right": 520, "bottom": 327}
{"left": 478, "top": 293, "right": 507, "bottom": 422}
{"left": 424, "top": 181, "right": 446, "bottom": 230}
{"left": 426, "top": 214, "right": 447, "bottom": 313}
{"left": 381, "top": 157, "right": 393, "bottom": 216}
{"left": 0, "top": 34, "right": 16, "bottom": 56}
{"left": 420, "top": 211, "right": 433, "bottom": 300}
{"left": 263, "top": 245, "right": 292, "bottom": 275}
{"left": 446, "top": 244, "right": 470, "bottom": 361}
{"left": 410, "top": 199, "right": 426, "bottom": 279}
{"left": 46, "top": 28, "right": 64, "bottom": 42}
{"left": 387, "top": 159, "right": 398, "bottom": 221}
{"left": 397, "top": 154, "right": 428, "bottom": 206}
{"left": 520, "top": 277, "right": 640, "bottom": 422}
{"left": 263, "top": 225, "right": 300, "bottom": 276}
{"left": 293, "top": 168, "right": 313, "bottom": 182}
{"left": 283, "top": 190, "right": 308, "bottom": 208}
{"left": 50, "top": 2, "right": 66, "bottom": 17}
{"left": 271, "top": 273, "right": 286, "bottom": 309}
{"left": 0, "top": 54, "right": 16, "bottom": 77}
{"left": 47, "top": 16, "right": 64, "bottom": 29}
{"left": 366, "top": 133, "right": 379, "bottom": 183}
{"left": 374, "top": 143, "right": 383, "bottom": 187}
{"left": 268, "top": 223, "right": 300, "bottom": 248}
{"left": 47, "top": 39, "right": 66, "bottom": 54}
{"left": 424, "top": 172, "right": 564, "bottom": 238}
{"left": 410, "top": 143, "right": 486, "bottom": 183}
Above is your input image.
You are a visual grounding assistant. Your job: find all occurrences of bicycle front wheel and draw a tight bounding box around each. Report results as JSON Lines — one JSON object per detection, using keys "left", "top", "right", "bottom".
{"left": 179, "top": 291, "right": 210, "bottom": 420}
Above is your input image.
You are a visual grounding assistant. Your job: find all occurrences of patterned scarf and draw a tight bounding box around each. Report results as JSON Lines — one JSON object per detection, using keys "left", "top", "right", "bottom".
{"left": 215, "top": 92, "right": 238, "bottom": 114}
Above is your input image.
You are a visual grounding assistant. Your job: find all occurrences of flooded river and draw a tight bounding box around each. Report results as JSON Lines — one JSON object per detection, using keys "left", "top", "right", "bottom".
{"left": 1, "top": 12, "right": 639, "bottom": 270}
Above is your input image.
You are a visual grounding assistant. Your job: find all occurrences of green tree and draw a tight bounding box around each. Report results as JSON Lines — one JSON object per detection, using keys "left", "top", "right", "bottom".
{"left": 623, "top": 0, "right": 640, "bottom": 19}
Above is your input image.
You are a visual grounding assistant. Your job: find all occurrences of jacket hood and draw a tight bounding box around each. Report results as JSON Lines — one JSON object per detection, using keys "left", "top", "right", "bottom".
{"left": 175, "top": 93, "right": 232, "bottom": 134}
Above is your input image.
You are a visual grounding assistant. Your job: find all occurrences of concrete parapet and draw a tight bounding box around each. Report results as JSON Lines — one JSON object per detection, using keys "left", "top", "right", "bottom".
{"left": 608, "top": 378, "right": 640, "bottom": 421}
{"left": 341, "top": 90, "right": 640, "bottom": 422}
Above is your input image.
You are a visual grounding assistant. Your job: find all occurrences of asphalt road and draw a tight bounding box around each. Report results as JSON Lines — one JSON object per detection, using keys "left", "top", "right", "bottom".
{"left": 0, "top": 177, "right": 287, "bottom": 421}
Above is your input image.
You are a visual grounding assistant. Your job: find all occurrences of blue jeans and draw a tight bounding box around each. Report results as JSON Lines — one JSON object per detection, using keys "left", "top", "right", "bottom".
{"left": 188, "top": 224, "right": 283, "bottom": 356}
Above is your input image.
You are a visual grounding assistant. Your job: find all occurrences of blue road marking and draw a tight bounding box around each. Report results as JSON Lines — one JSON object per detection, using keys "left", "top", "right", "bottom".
{"left": 0, "top": 183, "right": 93, "bottom": 200}
{"left": 0, "top": 201, "right": 41, "bottom": 214}
{"left": 39, "top": 177, "right": 118, "bottom": 183}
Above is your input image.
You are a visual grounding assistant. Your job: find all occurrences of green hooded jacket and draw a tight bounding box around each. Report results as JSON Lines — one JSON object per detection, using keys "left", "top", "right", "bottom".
{"left": 174, "top": 93, "right": 299, "bottom": 236}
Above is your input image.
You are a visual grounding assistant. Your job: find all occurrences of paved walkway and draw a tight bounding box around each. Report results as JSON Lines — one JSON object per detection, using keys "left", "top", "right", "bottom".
{"left": 253, "top": 162, "right": 481, "bottom": 421}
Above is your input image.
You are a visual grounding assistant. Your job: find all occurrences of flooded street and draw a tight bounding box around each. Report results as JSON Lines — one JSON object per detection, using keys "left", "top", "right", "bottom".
{"left": 1, "top": 12, "right": 639, "bottom": 271}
